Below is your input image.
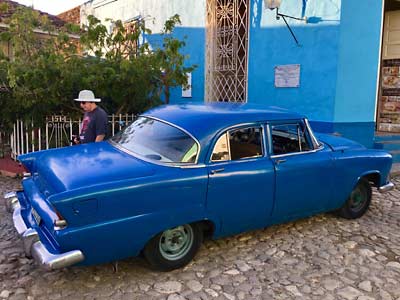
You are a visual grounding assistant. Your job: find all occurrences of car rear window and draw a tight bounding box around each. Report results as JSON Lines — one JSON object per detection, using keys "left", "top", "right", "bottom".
{"left": 110, "top": 117, "right": 199, "bottom": 164}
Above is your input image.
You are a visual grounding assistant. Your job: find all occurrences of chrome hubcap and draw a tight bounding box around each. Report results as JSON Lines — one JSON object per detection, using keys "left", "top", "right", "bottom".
{"left": 159, "top": 225, "right": 193, "bottom": 261}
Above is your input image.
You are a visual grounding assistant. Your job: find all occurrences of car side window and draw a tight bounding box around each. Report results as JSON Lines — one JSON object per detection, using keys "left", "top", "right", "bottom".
{"left": 211, "top": 126, "right": 263, "bottom": 162}
{"left": 211, "top": 133, "right": 230, "bottom": 161}
{"left": 271, "top": 122, "right": 313, "bottom": 155}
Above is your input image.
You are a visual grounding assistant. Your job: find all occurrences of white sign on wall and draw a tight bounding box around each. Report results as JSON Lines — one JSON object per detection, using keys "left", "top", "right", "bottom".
{"left": 274, "top": 64, "right": 301, "bottom": 88}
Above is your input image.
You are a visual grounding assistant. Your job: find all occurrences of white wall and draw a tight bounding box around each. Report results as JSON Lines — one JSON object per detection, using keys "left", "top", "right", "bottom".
{"left": 81, "top": 0, "right": 206, "bottom": 33}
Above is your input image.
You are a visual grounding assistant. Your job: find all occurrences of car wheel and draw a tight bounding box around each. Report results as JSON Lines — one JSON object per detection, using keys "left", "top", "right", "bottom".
{"left": 143, "top": 223, "right": 203, "bottom": 271}
{"left": 336, "top": 178, "right": 372, "bottom": 219}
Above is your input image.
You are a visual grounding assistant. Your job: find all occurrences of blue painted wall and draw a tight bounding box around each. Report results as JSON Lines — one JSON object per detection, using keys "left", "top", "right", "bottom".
{"left": 248, "top": 0, "right": 341, "bottom": 122}
{"left": 90, "top": 0, "right": 384, "bottom": 148}
{"left": 334, "top": 0, "right": 382, "bottom": 123}
{"left": 169, "top": 28, "right": 206, "bottom": 103}
{"left": 330, "top": 0, "right": 383, "bottom": 147}
{"left": 145, "top": 28, "right": 206, "bottom": 104}
{"left": 247, "top": 0, "right": 383, "bottom": 148}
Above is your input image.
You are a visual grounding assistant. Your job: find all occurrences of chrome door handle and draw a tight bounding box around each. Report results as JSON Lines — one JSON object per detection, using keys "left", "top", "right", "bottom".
{"left": 210, "top": 168, "right": 225, "bottom": 174}
{"left": 275, "top": 159, "right": 286, "bottom": 164}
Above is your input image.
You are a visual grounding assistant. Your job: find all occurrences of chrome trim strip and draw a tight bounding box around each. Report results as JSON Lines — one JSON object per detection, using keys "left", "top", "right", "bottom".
{"left": 4, "top": 191, "right": 17, "bottom": 199}
{"left": 304, "top": 118, "right": 321, "bottom": 148}
{"left": 265, "top": 123, "right": 272, "bottom": 155}
{"left": 10, "top": 193, "right": 84, "bottom": 269}
{"left": 270, "top": 144, "right": 325, "bottom": 159}
{"left": 378, "top": 182, "right": 394, "bottom": 193}
{"left": 31, "top": 242, "right": 84, "bottom": 270}
{"left": 180, "top": 164, "right": 206, "bottom": 169}
{"left": 109, "top": 115, "right": 202, "bottom": 167}
{"left": 13, "top": 206, "right": 28, "bottom": 235}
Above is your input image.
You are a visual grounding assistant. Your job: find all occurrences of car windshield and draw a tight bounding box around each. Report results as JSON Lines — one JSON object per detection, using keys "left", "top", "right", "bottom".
{"left": 110, "top": 117, "right": 199, "bottom": 164}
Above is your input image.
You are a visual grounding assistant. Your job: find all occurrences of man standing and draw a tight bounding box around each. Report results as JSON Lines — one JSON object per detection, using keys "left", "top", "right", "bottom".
{"left": 73, "top": 90, "right": 108, "bottom": 144}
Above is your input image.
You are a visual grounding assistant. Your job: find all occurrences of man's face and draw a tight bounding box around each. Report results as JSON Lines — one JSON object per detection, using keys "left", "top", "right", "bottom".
{"left": 80, "top": 101, "right": 96, "bottom": 112}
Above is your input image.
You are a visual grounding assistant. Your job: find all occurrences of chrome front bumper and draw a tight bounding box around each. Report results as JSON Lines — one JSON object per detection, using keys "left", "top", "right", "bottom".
{"left": 378, "top": 181, "right": 395, "bottom": 193}
{"left": 4, "top": 192, "right": 84, "bottom": 270}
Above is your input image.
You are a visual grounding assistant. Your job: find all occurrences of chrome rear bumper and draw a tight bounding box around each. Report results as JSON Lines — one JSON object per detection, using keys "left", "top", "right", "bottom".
{"left": 4, "top": 192, "right": 84, "bottom": 270}
{"left": 378, "top": 181, "right": 395, "bottom": 193}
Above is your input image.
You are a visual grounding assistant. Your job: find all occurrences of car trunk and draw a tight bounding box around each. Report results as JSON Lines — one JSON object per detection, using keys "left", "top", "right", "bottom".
{"left": 19, "top": 142, "right": 156, "bottom": 195}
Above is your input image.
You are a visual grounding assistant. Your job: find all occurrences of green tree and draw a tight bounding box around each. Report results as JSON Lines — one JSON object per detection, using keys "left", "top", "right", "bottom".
{"left": 154, "top": 14, "right": 196, "bottom": 104}
{"left": 0, "top": 3, "right": 81, "bottom": 129}
{"left": 80, "top": 14, "right": 196, "bottom": 107}
{"left": 0, "top": 4, "right": 195, "bottom": 131}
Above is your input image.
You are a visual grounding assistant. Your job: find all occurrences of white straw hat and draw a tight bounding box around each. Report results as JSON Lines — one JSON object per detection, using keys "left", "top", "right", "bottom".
{"left": 74, "top": 90, "right": 101, "bottom": 102}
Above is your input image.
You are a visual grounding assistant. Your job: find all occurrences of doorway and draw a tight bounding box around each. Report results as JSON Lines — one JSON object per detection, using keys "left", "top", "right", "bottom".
{"left": 205, "top": 0, "right": 249, "bottom": 102}
{"left": 377, "top": 0, "right": 400, "bottom": 132}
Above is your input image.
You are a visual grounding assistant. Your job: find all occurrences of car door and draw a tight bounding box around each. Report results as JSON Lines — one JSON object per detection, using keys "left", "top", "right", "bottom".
{"left": 206, "top": 125, "right": 275, "bottom": 236}
{"left": 269, "top": 120, "right": 334, "bottom": 219}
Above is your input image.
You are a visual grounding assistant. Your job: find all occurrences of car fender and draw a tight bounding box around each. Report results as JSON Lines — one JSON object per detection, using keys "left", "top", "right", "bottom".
{"left": 136, "top": 208, "right": 222, "bottom": 245}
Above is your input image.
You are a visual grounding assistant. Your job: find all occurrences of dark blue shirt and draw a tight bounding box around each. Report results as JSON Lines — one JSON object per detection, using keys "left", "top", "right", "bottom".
{"left": 79, "top": 107, "right": 107, "bottom": 144}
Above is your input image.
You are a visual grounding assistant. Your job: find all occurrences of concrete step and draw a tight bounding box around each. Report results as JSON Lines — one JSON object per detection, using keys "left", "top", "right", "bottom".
{"left": 374, "top": 134, "right": 400, "bottom": 142}
{"left": 374, "top": 140, "right": 400, "bottom": 151}
{"left": 390, "top": 150, "right": 400, "bottom": 164}
{"left": 374, "top": 135, "right": 400, "bottom": 163}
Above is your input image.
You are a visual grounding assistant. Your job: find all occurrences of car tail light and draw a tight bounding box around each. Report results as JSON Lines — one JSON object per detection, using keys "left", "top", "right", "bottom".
{"left": 54, "top": 210, "right": 68, "bottom": 230}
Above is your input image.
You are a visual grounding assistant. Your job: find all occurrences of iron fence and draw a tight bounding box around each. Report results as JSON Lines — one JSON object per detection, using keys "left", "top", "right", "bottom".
{"left": 8, "top": 114, "right": 136, "bottom": 160}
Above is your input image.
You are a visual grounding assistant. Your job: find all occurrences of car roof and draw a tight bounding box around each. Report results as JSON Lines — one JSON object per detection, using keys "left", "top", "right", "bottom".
{"left": 143, "top": 102, "right": 305, "bottom": 142}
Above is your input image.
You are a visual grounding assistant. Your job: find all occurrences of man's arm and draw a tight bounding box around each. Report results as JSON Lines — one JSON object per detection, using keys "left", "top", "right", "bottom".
{"left": 95, "top": 134, "right": 105, "bottom": 142}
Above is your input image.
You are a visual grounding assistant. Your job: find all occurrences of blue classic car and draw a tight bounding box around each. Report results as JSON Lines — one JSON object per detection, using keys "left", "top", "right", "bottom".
{"left": 4, "top": 103, "right": 394, "bottom": 271}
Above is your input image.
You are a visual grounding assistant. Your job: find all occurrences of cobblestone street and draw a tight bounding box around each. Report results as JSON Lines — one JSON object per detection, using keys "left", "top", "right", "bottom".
{"left": 1, "top": 175, "right": 400, "bottom": 300}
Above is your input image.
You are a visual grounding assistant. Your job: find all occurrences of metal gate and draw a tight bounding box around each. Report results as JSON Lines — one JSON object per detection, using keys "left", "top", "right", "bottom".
{"left": 9, "top": 114, "right": 136, "bottom": 159}
{"left": 206, "top": 0, "right": 249, "bottom": 102}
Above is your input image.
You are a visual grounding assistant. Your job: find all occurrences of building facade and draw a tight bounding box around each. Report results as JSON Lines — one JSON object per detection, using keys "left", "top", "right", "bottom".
{"left": 0, "top": 0, "right": 78, "bottom": 59}
{"left": 81, "top": 0, "right": 397, "bottom": 149}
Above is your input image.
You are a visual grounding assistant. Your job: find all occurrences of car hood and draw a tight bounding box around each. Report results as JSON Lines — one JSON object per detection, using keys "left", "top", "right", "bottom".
{"left": 315, "top": 133, "right": 366, "bottom": 151}
{"left": 18, "top": 142, "right": 155, "bottom": 194}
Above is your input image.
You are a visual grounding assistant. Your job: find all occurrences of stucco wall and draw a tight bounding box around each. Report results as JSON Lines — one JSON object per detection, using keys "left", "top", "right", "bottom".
{"left": 334, "top": 0, "right": 383, "bottom": 123}
{"left": 330, "top": 0, "right": 383, "bottom": 147}
{"left": 248, "top": 0, "right": 341, "bottom": 122}
{"left": 80, "top": 0, "right": 384, "bottom": 147}
{"left": 248, "top": 0, "right": 383, "bottom": 147}
{"left": 81, "top": 0, "right": 205, "bottom": 32}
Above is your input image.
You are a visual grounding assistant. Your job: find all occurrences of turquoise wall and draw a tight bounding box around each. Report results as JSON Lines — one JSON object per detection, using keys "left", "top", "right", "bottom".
{"left": 334, "top": 0, "right": 383, "bottom": 123}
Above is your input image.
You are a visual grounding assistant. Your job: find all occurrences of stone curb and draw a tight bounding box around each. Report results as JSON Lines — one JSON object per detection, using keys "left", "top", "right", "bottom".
{"left": 0, "top": 170, "right": 19, "bottom": 178}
